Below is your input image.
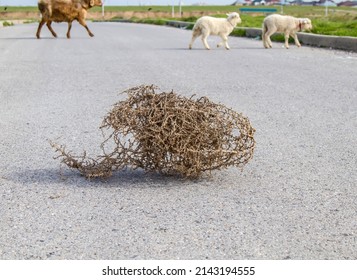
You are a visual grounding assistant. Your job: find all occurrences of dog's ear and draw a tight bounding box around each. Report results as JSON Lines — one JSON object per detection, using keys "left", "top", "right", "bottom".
{"left": 90, "top": 0, "right": 95, "bottom": 7}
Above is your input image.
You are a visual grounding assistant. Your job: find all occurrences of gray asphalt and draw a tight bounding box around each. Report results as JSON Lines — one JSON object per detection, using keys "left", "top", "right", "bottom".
{"left": 0, "top": 22, "right": 356, "bottom": 260}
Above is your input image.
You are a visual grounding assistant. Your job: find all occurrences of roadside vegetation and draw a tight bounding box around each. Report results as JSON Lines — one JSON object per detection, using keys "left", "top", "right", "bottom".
{"left": 1, "top": 5, "right": 357, "bottom": 37}
{"left": 2, "top": 20, "right": 14, "bottom": 27}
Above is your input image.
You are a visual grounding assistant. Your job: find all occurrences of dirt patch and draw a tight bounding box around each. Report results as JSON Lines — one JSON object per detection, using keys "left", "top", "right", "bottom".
{"left": 0, "top": 11, "right": 215, "bottom": 21}
{"left": 0, "top": 11, "right": 40, "bottom": 20}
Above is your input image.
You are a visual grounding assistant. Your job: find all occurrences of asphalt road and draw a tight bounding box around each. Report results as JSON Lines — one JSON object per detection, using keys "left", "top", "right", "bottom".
{"left": 0, "top": 22, "right": 356, "bottom": 260}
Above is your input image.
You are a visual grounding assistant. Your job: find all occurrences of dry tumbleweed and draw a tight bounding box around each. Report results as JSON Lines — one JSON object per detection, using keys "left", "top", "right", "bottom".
{"left": 51, "top": 85, "right": 256, "bottom": 179}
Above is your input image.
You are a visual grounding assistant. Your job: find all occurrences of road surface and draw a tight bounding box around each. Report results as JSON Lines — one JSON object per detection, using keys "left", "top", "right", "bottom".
{"left": 0, "top": 22, "right": 356, "bottom": 259}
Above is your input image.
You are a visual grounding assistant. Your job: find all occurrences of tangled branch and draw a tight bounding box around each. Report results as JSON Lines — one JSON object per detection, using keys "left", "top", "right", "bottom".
{"left": 50, "top": 85, "right": 256, "bottom": 179}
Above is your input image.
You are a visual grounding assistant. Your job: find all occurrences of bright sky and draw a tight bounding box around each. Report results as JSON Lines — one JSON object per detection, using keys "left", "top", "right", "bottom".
{"left": 0, "top": 0, "right": 236, "bottom": 6}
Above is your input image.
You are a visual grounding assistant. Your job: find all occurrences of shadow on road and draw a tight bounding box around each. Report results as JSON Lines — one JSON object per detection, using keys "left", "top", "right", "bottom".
{"left": 0, "top": 37, "right": 39, "bottom": 40}
{"left": 0, "top": 37, "right": 93, "bottom": 40}
{"left": 3, "top": 167, "right": 208, "bottom": 188}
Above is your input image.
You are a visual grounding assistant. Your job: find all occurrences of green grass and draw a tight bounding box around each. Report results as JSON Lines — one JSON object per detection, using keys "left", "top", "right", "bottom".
{"left": 312, "top": 16, "right": 357, "bottom": 37}
{"left": 2, "top": 20, "right": 14, "bottom": 27}
{"left": 133, "top": 18, "right": 167, "bottom": 26}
